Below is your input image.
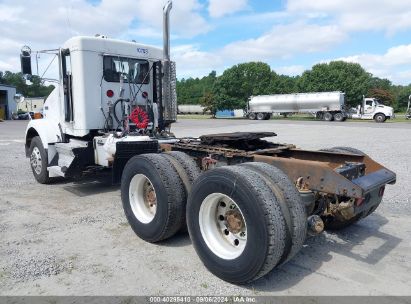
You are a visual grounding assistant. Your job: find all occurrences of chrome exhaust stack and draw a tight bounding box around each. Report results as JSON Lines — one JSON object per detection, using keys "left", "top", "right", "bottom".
{"left": 163, "top": 0, "right": 172, "bottom": 62}
{"left": 162, "top": 0, "right": 177, "bottom": 124}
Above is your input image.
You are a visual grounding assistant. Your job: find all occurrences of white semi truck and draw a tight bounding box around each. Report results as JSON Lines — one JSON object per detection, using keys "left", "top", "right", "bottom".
{"left": 350, "top": 97, "right": 394, "bottom": 122}
{"left": 247, "top": 92, "right": 394, "bottom": 122}
{"left": 20, "top": 1, "right": 396, "bottom": 284}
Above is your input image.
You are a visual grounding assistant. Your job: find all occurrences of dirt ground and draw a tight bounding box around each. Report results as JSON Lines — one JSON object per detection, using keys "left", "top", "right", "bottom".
{"left": 0, "top": 119, "right": 410, "bottom": 296}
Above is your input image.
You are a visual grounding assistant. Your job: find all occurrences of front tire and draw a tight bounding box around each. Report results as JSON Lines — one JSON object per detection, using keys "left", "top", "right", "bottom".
{"left": 121, "top": 154, "right": 186, "bottom": 242}
{"left": 333, "top": 112, "right": 345, "bottom": 122}
{"left": 187, "top": 166, "right": 287, "bottom": 284}
{"left": 374, "top": 113, "right": 386, "bottom": 123}
{"left": 29, "top": 136, "right": 51, "bottom": 184}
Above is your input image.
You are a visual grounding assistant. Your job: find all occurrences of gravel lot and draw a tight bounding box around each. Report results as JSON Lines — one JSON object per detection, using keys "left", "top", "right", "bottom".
{"left": 0, "top": 119, "right": 410, "bottom": 296}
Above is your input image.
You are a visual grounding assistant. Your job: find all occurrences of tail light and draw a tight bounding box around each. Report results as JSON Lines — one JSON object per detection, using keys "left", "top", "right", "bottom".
{"left": 106, "top": 90, "right": 114, "bottom": 98}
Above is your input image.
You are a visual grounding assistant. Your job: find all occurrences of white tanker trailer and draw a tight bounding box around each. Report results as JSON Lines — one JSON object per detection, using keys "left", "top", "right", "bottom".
{"left": 247, "top": 91, "right": 347, "bottom": 121}
{"left": 177, "top": 104, "right": 208, "bottom": 114}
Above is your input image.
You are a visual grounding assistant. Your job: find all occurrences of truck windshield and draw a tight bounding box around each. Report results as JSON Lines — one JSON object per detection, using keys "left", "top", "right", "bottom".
{"left": 103, "top": 56, "right": 149, "bottom": 84}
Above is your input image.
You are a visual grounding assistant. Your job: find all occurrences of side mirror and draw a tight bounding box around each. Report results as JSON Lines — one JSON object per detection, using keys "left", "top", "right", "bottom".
{"left": 20, "top": 46, "right": 32, "bottom": 75}
{"left": 14, "top": 93, "right": 25, "bottom": 104}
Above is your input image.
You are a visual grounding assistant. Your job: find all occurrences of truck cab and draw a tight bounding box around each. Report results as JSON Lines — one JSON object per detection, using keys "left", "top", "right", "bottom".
{"left": 351, "top": 97, "right": 394, "bottom": 122}
{"left": 22, "top": 2, "right": 177, "bottom": 183}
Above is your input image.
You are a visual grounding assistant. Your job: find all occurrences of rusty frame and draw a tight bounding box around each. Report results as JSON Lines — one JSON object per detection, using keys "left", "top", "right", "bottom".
{"left": 161, "top": 140, "right": 396, "bottom": 199}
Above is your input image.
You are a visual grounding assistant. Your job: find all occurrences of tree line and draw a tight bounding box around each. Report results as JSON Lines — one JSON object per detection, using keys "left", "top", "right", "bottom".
{"left": 0, "top": 71, "right": 54, "bottom": 97}
{"left": 2, "top": 61, "right": 410, "bottom": 113}
{"left": 177, "top": 61, "right": 411, "bottom": 114}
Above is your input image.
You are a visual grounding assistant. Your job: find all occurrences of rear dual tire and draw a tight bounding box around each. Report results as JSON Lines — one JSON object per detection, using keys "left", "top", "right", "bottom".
{"left": 121, "top": 152, "right": 200, "bottom": 242}
{"left": 187, "top": 164, "right": 306, "bottom": 284}
{"left": 122, "top": 156, "right": 307, "bottom": 283}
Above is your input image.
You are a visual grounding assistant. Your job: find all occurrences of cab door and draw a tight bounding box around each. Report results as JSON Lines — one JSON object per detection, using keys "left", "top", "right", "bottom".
{"left": 364, "top": 99, "right": 375, "bottom": 115}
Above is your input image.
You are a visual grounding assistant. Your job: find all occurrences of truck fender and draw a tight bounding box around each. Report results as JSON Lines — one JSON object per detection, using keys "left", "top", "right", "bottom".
{"left": 373, "top": 112, "right": 387, "bottom": 119}
{"left": 25, "top": 119, "right": 61, "bottom": 161}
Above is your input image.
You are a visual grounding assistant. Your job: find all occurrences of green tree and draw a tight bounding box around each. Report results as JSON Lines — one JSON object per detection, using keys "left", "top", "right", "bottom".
{"left": 392, "top": 84, "right": 411, "bottom": 111}
{"left": 200, "top": 91, "right": 217, "bottom": 118}
{"left": 269, "top": 73, "right": 299, "bottom": 94}
{"left": 176, "top": 71, "right": 217, "bottom": 105}
{"left": 297, "top": 61, "right": 372, "bottom": 107}
{"left": 0, "top": 70, "right": 54, "bottom": 97}
{"left": 213, "top": 62, "right": 272, "bottom": 110}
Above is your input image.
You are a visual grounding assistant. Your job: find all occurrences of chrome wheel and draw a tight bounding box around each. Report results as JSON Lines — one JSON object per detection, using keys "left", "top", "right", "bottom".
{"left": 199, "top": 193, "right": 247, "bottom": 260}
{"left": 129, "top": 174, "right": 157, "bottom": 224}
{"left": 30, "top": 147, "right": 42, "bottom": 175}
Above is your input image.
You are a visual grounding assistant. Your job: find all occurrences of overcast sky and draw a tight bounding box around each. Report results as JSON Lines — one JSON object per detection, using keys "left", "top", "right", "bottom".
{"left": 1, "top": 0, "right": 411, "bottom": 85}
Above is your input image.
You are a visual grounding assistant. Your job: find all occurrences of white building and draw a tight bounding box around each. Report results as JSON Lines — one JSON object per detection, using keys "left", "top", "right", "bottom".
{"left": 17, "top": 97, "right": 45, "bottom": 113}
{"left": 0, "top": 84, "right": 17, "bottom": 120}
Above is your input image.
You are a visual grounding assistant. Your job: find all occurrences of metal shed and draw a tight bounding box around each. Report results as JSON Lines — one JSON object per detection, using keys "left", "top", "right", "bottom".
{"left": 0, "top": 84, "right": 17, "bottom": 120}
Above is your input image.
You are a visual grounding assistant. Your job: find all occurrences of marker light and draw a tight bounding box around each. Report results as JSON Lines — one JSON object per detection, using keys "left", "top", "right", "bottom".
{"left": 107, "top": 90, "right": 114, "bottom": 98}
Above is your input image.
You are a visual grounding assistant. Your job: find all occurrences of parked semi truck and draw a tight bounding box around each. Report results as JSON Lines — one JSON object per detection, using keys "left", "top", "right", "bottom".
{"left": 21, "top": 1, "right": 396, "bottom": 284}
{"left": 406, "top": 95, "right": 411, "bottom": 120}
{"left": 247, "top": 92, "right": 394, "bottom": 122}
{"left": 350, "top": 96, "right": 394, "bottom": 122}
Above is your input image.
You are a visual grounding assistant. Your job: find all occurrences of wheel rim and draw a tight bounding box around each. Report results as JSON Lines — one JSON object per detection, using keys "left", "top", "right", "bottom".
{"left": 129, "top": 174, "right": 157, "bottom": 224}
{"left": 376, "top": 115, "right": 384, "bottom": 122}
{"left": 257, "top": 113, "right": 264, "bottom": 120}
{"left": 199, "top": 193, "right": 247, "bottom": 260}
{"left": 30, "top": 147, "right": 42, "bottom": 175}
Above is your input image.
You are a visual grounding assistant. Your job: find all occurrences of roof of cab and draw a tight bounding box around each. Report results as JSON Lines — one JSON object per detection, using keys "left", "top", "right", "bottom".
{"left": 62, "top": 36, "right": 163, "bottom": 60}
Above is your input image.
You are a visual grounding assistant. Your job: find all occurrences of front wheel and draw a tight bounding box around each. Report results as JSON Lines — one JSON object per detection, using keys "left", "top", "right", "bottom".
{"left": 333, "top": 112, "right": 345, "bottom": 122}
{"left": 29, "top": 136, "right": 51, "bottom": 184}
{"left": 374, "top": 113, "right": 386, "bottom": 123}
